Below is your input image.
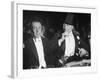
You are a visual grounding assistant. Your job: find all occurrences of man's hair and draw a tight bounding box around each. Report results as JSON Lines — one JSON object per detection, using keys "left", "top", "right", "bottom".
{"left": 29, "top": 17, "right": 45, "bottom": 38}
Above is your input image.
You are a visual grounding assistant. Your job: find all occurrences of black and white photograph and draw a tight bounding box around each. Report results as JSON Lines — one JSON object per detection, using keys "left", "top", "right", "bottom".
{"left": 11, "top": 2, "right": 97, "bottom": 78}
{"left": 23, "top": 10, "right": 91, "bottom": 69}
{"left": 0, "top": 0, "right": 100, "bottom": 80}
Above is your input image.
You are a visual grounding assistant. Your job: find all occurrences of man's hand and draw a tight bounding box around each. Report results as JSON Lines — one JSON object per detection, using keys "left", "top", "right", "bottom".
{"left": 58, "top": 32, "right": 67, "bottom": 46}
{"left": 79, "top": 48, "right": 88, "bottom": 57}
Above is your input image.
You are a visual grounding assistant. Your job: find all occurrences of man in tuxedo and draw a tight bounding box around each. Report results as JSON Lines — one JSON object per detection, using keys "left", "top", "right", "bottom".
{"left": 51, "top": 13, "right": 90, "bottom": 67}
{"left": 23, "top": 18, "right": 51, "bottom": 69}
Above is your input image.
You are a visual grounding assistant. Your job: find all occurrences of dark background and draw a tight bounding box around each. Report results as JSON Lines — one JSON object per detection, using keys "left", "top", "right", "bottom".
{"left": 23, "top": 10, "right": 91, "bottom": 45}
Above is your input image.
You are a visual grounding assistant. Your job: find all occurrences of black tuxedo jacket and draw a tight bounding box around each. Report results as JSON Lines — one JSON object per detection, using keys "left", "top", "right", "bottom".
{"left": 23, "top": 37, "right": 51, "bottom": 69}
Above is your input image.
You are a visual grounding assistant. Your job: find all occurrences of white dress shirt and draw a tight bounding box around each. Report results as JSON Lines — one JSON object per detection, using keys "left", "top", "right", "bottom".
{"left": 59, "top": 31, "right": 75, "bottom": 57}
{"left": 64, "top": 31, "right": 75, "bottom": 57}
{"left": 33, "top": 37, "right": 46, "bottom": 69}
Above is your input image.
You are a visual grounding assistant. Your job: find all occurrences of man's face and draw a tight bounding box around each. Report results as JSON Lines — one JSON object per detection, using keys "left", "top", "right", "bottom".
{"left": 32, "top": 21, "right": 42, "bottom": 38}
{"left": 63, "top": 23, "right": 73, "bottom": 33}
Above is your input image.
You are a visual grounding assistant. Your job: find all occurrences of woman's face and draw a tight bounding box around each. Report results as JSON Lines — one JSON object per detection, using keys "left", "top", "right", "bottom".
{"left": 63, "top": 23, "right": 73, "bottom": 33}
{"left": 32, "top": 21, "right": 42, "bottom": 38}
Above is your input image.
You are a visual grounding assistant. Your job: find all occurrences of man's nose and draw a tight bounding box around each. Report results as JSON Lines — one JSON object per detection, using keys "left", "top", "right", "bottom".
{"left": 36, "top": 29, "right": 39, "bottom": 33}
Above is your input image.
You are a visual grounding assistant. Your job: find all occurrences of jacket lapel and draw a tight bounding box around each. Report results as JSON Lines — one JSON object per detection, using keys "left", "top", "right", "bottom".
{"left": 30, "top": 38, "right": 39, "bottom": 63}
{"left": 41, "top": 37, "right": 48, "bottom": 62}
{"left": 72, "top": 31, "right": 79, "bottom": 52}
{"left": 41, "top": 38, "right": 46, "bottom": 55}
{"left": 61, "top": 40, "right": 66, "bottom": 52}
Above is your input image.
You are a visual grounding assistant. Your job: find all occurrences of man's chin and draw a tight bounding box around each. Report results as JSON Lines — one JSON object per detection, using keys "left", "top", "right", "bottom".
{"left": 34, "top": 36, "right": 40, "bottom": 38}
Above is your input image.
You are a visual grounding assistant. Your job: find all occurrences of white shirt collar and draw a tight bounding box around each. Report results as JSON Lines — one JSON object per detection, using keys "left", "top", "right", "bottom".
{"left": 65, "top": 31, "right": 73, "bottom": 36}
{"left": 33, "top": 37, "right": 41, "bottom": 42}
